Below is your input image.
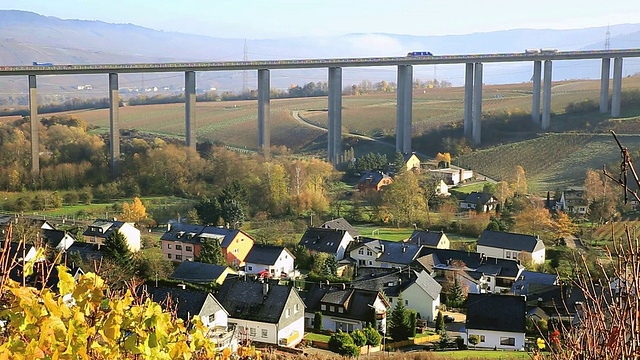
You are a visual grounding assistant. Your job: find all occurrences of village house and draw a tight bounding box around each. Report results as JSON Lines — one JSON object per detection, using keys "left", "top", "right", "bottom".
{"left": 160, "top": 224, "right": 254, "bottom": 266}
{"left": 320, "top": 218, "right": 360, "bottom": 240}
{"left": 303, "top": 285, "right": 389, "bottom": 333}
{"left": 460, "top": 192, "right": 499, "bottom": 212}
{"left": 82, "top": 219, "right": 141, "bottom": 252}
{"left": 170, "top": 261, "right": 237, "bottom": 285}
{"left": 348, "top": 238, "right": 422, "bottom": 268}
{"left": 403, "top": 152, "right": 421, "bottom": 172}
{"left": 405, "top": 229, "right": 450, "bottom": 249}
{"left": 414, "top": 248, "right": 525, "bottom": 294}
{"left": 477, "top": 230, "right": 546, "bottom": 265}
{"left": 149, "top": 287, "right": 236, "bottom": 352}
{"left": 243, "top": 244, "right": 296, "bottom": 279}
{"left": 554, "top": 188, "right": 588, "bottom": 215}
{"left": 298, "top": 227, "right": 354, "bottom": 261}
{"left": 352, "top": 268, "right": 442, "bottom": 322}
{"left": 215, "top": 278, "right": 305, "bottom": 348}
{"left": 428, "top": 167, "right": 474, "bottom": 186}
{"left": 357, "top": 170, "right": 394, "bottom": 192}
{"left": 464, "top": 293, "right": 526, "bottom": 350}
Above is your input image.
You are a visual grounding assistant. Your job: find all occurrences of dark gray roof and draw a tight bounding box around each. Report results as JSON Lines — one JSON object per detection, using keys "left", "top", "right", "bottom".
{"left": 149, "top": 287, "right": 226, "bottom": 322}
{"left": 462, "top": 192, "right": 496, "bottom": 205}
{"left": 244, "top": 244, "right": 292, "bottom": 266}
{"left": 215, "top": 278, "right": 298, "bottom": 324}
{"left": 320, "top": 218, "right": 360, "bottom": 238}
{"left": 65, "top": 242, "right": 104, "bottom": 264}
{"left": 415, "top": 248, "right": 523, "bottom": 279}
{"left": 357, "top": 170, "right": 391, "bottom": 186}
{"left": 407, "top": 230, "right": 446, "bottom": 247}
{"left": 351, "top": 268, "right": 441, "bottom": 300}
{"left": 303, "top": 285, "right": 385, "bottom": 323}
{"left": 161, "top": 223, "right": 251, "bottom": 249}
{"left": 83, "top": 219, "right": 127, "bottom": 238}
{"left": 375, "top": 240, "right": 422, "bottom": 266}
{"left": 526, "top": 284, "right": 585, "bottom": 315}
{"left": 511, "top": 270, "right": 559, "bottom": 294}
{"left": 403, "top": 152, "right": 420, "bottom": 162}
{"left": 466, "top": 293, "right": 526, "bottom": 333}
{"left": 299, "top": 227, "right": 350, "bottom": 255}
{"left": 478, "top": 230, "right": 544, "bottom": 253}
{"left": 42, "top": 229, "right": 67, "bottom": 248}
{"left": 170, "top": 261, "right": 231, "bottom": 284}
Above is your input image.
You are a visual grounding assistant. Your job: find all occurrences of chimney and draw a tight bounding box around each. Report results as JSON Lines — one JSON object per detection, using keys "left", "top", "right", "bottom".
{"left": 262, "top": 281, "right": 269, "bottom": 296}
{"left": 167, "top": 223, "right": 171, "bottom": 232}
{"left": 402, "top": 245, "right": 406, "bottom": 253}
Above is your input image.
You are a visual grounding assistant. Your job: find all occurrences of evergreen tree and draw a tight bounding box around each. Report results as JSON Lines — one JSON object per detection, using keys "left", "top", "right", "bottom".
{"left": 220, "top": 199, "right": 245, "bottom": 228}
{"left": 409, "top": 310, "right": 417, "bottom": 338}
{"left": 194, "top": 196, "right": 221, "bottom": 225}
{"left": 435, "top": 311, "right": 445, "bottom": 333}
{"left": 103, "top": 231, "right": 133, "bottom": 267}
{"left": 313, "top": 311, "right": 323, "bottom": 330}
{"left": 196, "top": 239, "right": 227, "bottom": 266}
{"left": 393, "top": 151, "right": 406, "bottom": 174}
{"left": 449, "top": 277, "right": 465, "bottom": 308}
{"left": 388, "top": 294, "right": 411, "bottom": 341}
{"left": 363, "top": 325, "right": 382, "bottom": 346}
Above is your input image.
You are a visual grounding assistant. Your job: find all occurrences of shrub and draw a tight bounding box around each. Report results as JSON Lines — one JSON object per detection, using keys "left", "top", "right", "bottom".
{"left": 328, "top": 331, "right": 355, "bottom": 355}
{"left": 351, "top": 329, "right": 367, "bottom": 347}
{"left": 341, "top": 343, "right": 361, "bottom": 357}
{"left": 313, "top": 311, "right": 323, "bottom": 330}
{"left": 363, "top": 326, "right": 382, "bottom": 346}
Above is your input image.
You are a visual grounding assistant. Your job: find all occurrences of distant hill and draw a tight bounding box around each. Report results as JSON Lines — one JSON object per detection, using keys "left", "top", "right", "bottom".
{"left": 1, "top": 10, "right": 640, "bottom": 94}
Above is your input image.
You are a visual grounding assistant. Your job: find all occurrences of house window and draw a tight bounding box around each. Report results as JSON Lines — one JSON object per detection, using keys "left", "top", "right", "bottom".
{"left": 338, "top": 307, "right": 343, "bottom": 313}
{"left": 321, "top": 304, "right": 326, "bottom": 311}
{"left": 167, "top": 244, "right": 172, "bottom": 249}
{"left": 261, "top": 329, "right": 268, "bottom": 338}
{"left": 208, "top": 314, "right": 215, "bottom": 323}
{"left": 389, "top": 298, "right": 393, "bottom": 303}
{"left": 329, "top": 306, "right": 335, "bottom": 312}
{"left": 250, "top": 328, "right": 256, "bottom": 337}
{"left": 167, "top": 254, "right": 172, "bottom": 259}
{"left": 89, "top": 238, "right": 96, "bottom": 243}
{"left": 368, "top": 261, "right": 373, "bottom": 266}
{"left": 294, "top": 304, "right": 300, "bottom": 314}
{"left": 405, "top": 300, "right": 409, "bottom": 306}
{"left": 176, "top": 244, "right": 182, "bottom": 251}
{"left": 233, "top": 248, "right": 238, "bottom": 254}
{"left": 286, "top": 309, "right": 291, "bottom": 318}
{"left": 358, "top": 248, "right": 364, "bottom": 255}
{"left": 186, "top": 246, "right": 192, "bottom": 252}
{"left": 176, "top": 255, "right": 182, "bottom": 261}
{"left": 500, "top": 337, "right": 515, "bottom": 346}
{"left": 248, "top": 266, "right": 253, "bottom": 271}
{"left": 480, "top": 335, "right": 485, "bottom": 342}
{"left": 366, "top": 249, "right": 373, "bottom": 256}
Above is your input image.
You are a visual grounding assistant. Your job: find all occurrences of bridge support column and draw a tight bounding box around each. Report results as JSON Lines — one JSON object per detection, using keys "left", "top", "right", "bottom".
{"left": 328, "top": 67, "right": 342, "bottom": 165}
{"left": 611, "top": 57, "right": 623, "bottom": 118}
{"left": 464, "top": 63, "right": 474, "bottom": 138}
{"left": 542, "top": 60, "right": 552, "bottom": 130}
{"left": 185, "top": 71, "right": 196, "bottom": 149}
{"left": 396, "top": 65, "right": 413, "bottom": 153}
{"left": 600, "top": 58, "right": 611, "bottom": 113}
{"left": 472, "top": 62, "right": 483, "bottom": 145}
{"left": 532, "top": 61, "right": 541, "bottom": 125}
{"left": 29, "top": 75, "right": 39, "bottom": 175}
{"left": 109, "top": 73, "right": 120, "bottom": 178}
{"left": 258, "top": 69, "right": 271, "bottom": 159}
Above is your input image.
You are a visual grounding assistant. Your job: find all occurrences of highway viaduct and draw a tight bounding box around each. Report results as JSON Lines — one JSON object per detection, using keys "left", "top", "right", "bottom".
{"left": 2, "top": 49, "right": 640, "bottom": 176}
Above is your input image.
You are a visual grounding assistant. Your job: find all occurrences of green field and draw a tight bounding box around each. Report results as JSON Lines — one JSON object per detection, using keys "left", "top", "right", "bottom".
{"left": 430, "top": 350, "right": 531, "bottom": 359}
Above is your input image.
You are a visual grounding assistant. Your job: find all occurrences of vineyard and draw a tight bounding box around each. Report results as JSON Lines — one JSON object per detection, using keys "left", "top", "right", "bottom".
{"left": 457, "top": 133, "right": 640, "bottom": 193}
{"left": 589, "top": 214, "right": 640, "bottom": 244}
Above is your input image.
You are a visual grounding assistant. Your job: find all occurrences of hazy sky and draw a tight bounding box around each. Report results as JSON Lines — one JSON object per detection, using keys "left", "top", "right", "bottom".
{"left": 3, "top": 0, "right": 639, "bottom": 39}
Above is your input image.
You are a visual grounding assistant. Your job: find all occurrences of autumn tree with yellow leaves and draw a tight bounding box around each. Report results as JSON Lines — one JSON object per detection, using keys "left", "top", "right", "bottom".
{"left": 119, "top": 197, "right": 148, "bottom": 224}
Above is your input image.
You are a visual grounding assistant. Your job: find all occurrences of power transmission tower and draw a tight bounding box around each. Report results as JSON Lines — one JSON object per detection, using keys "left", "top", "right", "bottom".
{"left": 242, "top": 39, "right": 249, "bottom": 94}
{"left": 605, "top": 25, "right": 611, "bottom": 51}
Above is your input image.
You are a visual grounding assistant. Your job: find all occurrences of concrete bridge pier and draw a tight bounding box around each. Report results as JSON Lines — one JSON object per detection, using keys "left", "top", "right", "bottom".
{"left": 109, "top": 73, "right": 120, "bottom": 177}
{"left": 532, "top": 61, "right": 542, "bottom": 125}
{"left": 464, "top": 63, "right": 474, "bottom": 138}
{"left": 29, "top": 75, "right": 39, "bottom": 175}
{"left": 600, "top": 58, "right": 611, "bottom": 113}
{"left": 328, "top": 67, "right": 342, "bottom": 165}
{"left": 472, "top": 62, "right": 483, "bottom": 145}
{"left": 611, "top": 57, "right": 623, "bottom": 117}
{"left": 185, "top": 71, "right": 197, "bottom": 150}
{"left": 541, "top": 60, "right": 553, "bottom": 130}
{"left": 396, "top": 64, "right": 413, "bottom": 153}
{"left": 258, "top": 69, "right": 271, "bottom": 159}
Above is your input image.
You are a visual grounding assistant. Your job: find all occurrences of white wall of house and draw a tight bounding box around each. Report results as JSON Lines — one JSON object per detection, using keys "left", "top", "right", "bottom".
{"left": 119, "top": 223, "right": 141, "bottom": 252}
{"left": 464, "top": 329, "right": 525, "bottom": 350}
{"left": 229, "top": 318, "right": 278, "bottom": 345}
{"left": 350, "top": 246, "right": 379, "bottom": 267}
{"left": 336, "top": 234, "right": 354, "bottom": 261}
{"left": 277, "top": 316, "right": 305, "bottom": 347}
{"left": 202, "top": 308, "right": 228, "bottom": 329}
{"left": 477, "top": 245, "right": 545, "bottom": 265}
{"left": 245, "top": 250, "right": 295, "bottom": 276}
{"left": 389, "top": 283, "right": 440, "bottom": 322}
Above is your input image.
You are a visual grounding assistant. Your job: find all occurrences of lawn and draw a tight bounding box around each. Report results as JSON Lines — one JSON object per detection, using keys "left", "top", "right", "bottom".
{"left": 431, "top": 350, "right": 531, "bottom": 359}
{"left": 354, "top": 224, "right": 415, "bottom": 241}
{"left": 303, "top": 332, "right": 330, "bottom": 342}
